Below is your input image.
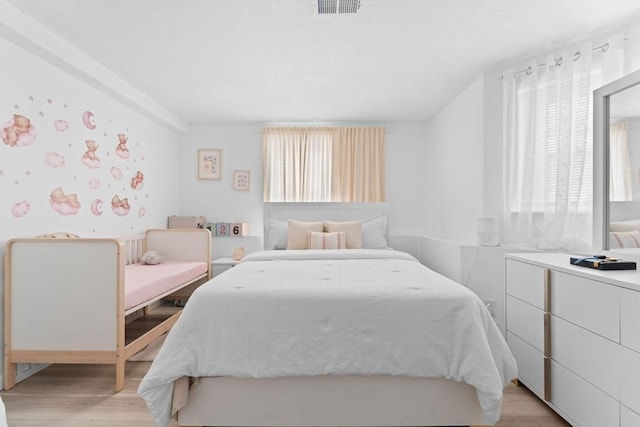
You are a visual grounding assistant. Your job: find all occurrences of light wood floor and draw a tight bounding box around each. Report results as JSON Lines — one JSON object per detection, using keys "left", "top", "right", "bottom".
{"left": 0, "top": 362, "right": 570, "bottom": 427}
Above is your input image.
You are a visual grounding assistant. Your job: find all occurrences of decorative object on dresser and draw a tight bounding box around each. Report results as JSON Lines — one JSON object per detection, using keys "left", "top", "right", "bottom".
{"left": 570, "top": 255, "right": 637, "bottom": 270}
{"left": 505, "top": 252, "right": 640, "bottom": 427}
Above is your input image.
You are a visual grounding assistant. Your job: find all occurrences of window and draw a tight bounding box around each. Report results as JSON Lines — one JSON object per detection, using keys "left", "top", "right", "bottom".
{"left": 502, "top": 32, "right": 631, "bottom": 250}
{"left": 263, "top": 127, "right": 385, "bottom": 203}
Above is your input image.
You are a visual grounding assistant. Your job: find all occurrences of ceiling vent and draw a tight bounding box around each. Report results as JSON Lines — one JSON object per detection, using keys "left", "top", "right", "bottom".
{"left": 316, "top": 0, "right": 361, "bottom": 15}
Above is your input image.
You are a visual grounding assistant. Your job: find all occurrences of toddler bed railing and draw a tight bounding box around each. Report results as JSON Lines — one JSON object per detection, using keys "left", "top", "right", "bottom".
{"left": 4, "top": 228, "right": 211, "bottom": 392}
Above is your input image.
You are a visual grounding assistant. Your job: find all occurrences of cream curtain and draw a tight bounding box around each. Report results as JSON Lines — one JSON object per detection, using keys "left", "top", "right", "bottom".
{"left": 331, "top": 127, "right": 385, "bottom": 202}
{"left": 263, "top": 126, "right": 385, "bottom": 202}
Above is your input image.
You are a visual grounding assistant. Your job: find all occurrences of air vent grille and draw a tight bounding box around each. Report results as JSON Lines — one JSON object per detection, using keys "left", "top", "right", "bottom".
{"left": 317, "top": 0, "right": 361, "bottom": 15}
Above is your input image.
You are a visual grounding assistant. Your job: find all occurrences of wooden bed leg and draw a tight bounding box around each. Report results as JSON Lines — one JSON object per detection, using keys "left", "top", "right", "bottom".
{"left": 115, "top": 357, "right": 126, "bottom": 392}
{"left": 4, "top": 360, "right": 16, "bottom": 390}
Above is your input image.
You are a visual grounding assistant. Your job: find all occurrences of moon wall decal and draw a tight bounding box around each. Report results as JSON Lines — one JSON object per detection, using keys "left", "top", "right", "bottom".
{"left": 82, "top": 111, "right": 96, "bottom": 129}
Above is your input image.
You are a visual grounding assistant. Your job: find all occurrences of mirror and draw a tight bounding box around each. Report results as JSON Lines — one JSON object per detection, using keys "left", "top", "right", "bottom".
{"left": 593, "top": 70, "right": 640, "bottom": 251}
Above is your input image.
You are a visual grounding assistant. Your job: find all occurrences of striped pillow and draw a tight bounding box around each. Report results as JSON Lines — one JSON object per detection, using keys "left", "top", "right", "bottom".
{"left": 307, "top": 231, "right": 347, "bottom": 250}
{"left": 609, "top": 230, "right": 640, "bottom": 248}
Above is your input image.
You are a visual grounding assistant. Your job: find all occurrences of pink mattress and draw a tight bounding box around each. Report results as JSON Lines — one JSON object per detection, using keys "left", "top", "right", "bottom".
{"left": 124, "top": 261, "right": 208, "bottom": 310}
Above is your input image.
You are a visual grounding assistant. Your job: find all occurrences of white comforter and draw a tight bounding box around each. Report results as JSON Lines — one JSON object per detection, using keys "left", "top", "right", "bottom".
{"left": 138, "top": 249, "right": 517, "bottom": 426}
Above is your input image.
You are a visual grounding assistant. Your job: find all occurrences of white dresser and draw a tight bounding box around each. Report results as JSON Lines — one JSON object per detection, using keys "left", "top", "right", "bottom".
{"left": 505, "top": 252, "right": 640, "bottom": 427}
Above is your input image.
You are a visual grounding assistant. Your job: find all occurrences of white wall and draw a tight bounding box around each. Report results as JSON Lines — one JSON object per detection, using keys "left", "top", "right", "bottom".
{"left": 419, "top": 73, "right": 510, "bottom": 334}
{"left": 178, "top": 123, "right": 430, "bottom": 259}
{"left": 425, "top": 75, "right": 485, "bottom": 244}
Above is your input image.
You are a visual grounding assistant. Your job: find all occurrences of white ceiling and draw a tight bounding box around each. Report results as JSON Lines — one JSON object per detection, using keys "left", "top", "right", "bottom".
{"left": 6, "top": 0, "right": 640, "bottom": 125}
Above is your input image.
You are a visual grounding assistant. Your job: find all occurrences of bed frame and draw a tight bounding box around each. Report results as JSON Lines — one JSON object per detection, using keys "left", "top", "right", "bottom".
{"left": 3, "top": 228, "right": 211, "bottom": 392}
{"left": 166, "top": 203, "right": 495, "bottom": 427}
{"left": 176, "top": 375, "right": 489, "bottom": 426}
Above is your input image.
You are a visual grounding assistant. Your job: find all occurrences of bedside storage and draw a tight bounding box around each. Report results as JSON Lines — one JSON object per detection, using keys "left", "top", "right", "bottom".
{"left": 505, "top": 252, "right": 640, "bottom": 427}
{"left": 211, "top": 257, "right": 241, "bottom": 276}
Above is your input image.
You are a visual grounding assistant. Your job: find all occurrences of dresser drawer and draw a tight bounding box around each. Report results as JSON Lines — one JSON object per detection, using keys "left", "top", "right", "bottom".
{"left": 550, "top": 270, "right": 619, "bottom": 342}
{"left": 622, "top": 405, "right": 640, "bottom": 427}
{"left": 506, "top": 331, "right": 544, "bottom": 400}
{"left": 506, "top": 295, "right": 543, "bottom": 351}
{"left": 550, "top": 359, "right": 619, "bottom": 427}
{"left": 551, "top": 315, "right": 620, "bottom": 399}
{"left": 621, "top": 346, "right": 640, "bottom": 415}
{"left": 621, "top": 288, "right": 640, "bottom": 353}
{"left": 506, "top": 259, "right": 545, "bottom": 309}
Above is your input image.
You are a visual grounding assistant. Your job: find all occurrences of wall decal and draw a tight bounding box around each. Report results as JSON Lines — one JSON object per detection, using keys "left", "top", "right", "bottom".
{"left": 50, "top": 187, "right": 81, "bottom": 215}
{"left": 111, "top": 166, "right": 123, "bottom": 180}
{"left": 53, "top": 120, "right": 69, "bottom": 132}
{"left": 3, "top": 74, "right": 156, "bottom": 228}
{"left": 2, "top": 114, "right": 36, "bottom": 146}
{"left": 111, "top": 195, "right": 130, "bottom": 216}
{"left": 11, "top": 201, "right": 30, "bottom": 218}
{"left": 44, "top": 152, "right": 66, "bottom": 168}
{"left": 130, "top": 171, "right": 144, "bottom": 189}
{"left": 82, "top": 111, "right": 96, "bottom": 129}
{"left": 81, "top": 140, "right": 100, "bottom": 168}
{"left": 91, "top": 198, "right": 103, "bottom": 216}
{"left": 116, "top": 133, "right": 130, "bottom": 159}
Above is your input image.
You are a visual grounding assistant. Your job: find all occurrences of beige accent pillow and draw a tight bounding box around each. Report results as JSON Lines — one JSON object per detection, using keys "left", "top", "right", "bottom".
{"left": 287, "top": 220, "right": 323, "bottom": 249}
{"left": 324, "top": 221, "right": 362, "bottom": 249}
{"left": 307, "top": 231, "right": 347, "bottom": 249}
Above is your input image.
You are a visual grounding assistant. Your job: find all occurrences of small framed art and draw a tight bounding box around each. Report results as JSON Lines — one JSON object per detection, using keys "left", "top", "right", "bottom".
{"left": 233, "top": 170, "right": 250, "bottom": 191}
{"left": 197, "top": 149, "right": 221, "bottom": 180}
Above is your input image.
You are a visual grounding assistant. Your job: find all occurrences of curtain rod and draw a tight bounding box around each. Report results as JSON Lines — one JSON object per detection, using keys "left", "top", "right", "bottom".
{"left": 498, "top": 40, "right": 624, "bottom": 80}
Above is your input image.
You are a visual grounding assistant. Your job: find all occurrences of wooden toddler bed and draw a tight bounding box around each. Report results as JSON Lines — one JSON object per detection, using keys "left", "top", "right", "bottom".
{"left": 4, "top": 228, "right": 211, "bottom": 392}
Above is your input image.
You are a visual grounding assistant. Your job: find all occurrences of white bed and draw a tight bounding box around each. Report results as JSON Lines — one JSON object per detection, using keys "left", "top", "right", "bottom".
{"left": 138, "top": 248, "right": 517, "bottom": 427}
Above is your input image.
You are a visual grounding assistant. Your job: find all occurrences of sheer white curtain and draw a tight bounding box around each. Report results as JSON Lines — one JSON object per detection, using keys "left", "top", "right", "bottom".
{"left": 609, "top": 122, "right": 632, "bottom": 201}
{"left": 503, "top": 36, "right": 625, "bottom": 250}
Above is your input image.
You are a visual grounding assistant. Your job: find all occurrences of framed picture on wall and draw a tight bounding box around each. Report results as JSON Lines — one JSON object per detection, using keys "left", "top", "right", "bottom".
{"left": 233, "top": 170, "right": 250, "bottom": 191}
{"left": 197, "top": 149, "right": 221, "bottom": 180}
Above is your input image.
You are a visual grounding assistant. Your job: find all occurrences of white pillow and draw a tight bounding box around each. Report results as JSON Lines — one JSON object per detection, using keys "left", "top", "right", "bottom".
{"left": 264, "top": 219, "right": 288, "bottom": 249}
{"left": 307, "top": 231, "right": 347, "bottom": 249}
{"left": 362, "top": 216, "right": 388, "bottom": 249}
{"left": 324, "top": 221, "right": 362, "bottom": 249}
{"left": 287, "top": 220, "right": 323, "bottom": 250}
{"left": 609, "top": 219, "right": 640, "bottom": 232}
{"left": 609, "top": 230, "right": 640, "bottom": 249}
